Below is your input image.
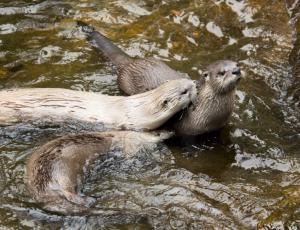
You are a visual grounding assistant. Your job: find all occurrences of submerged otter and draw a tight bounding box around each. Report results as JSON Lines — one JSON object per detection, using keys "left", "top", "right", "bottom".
{"left": 26, "top": 130, "right": 173, "bottom": 215}
{"left": 78, "top": 22, "right": 242, "bottom": 135}
{"left": 0, "top": 79, "right": 196, "bottom": 130}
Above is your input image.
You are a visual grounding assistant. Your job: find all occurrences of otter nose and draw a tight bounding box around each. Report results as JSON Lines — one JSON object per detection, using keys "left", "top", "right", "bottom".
{"left": 232, "top": 67, "right": 241, "bottom": 75}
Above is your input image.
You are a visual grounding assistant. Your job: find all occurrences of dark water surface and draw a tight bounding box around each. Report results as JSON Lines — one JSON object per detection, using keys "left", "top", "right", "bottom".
{"left": 0, "top": 0, "right": 299, "bottom": 229}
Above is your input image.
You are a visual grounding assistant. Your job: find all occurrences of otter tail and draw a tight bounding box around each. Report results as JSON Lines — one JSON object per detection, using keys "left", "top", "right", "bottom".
{"left": 77, "top": 21, "right": 132, "bottom": 66}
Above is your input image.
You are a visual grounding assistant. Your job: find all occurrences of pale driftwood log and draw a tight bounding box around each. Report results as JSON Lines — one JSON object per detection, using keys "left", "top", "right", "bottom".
{"left": 0, "top": 79, "right": 196, "bottom": 130}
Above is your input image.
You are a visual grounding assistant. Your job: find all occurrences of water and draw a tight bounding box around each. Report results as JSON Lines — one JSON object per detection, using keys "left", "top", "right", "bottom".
{"left": 0, "top": 0, "right": 299, "bottom": 229}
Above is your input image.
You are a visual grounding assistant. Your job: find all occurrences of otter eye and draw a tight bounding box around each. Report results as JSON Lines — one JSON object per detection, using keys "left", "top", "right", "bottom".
{"left": 203, "top": 72, "right": 209, "bottom": 81}
{"left": 162, "top": 99, "right": 168, "bottom": 105}
{"left": 181, "top": 89, "right": 188, "bottom": 95}
{"left": 219, "top": 71, "right": 226, "bottom": 76}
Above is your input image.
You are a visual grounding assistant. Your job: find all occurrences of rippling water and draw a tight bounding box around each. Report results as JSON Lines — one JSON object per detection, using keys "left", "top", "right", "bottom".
{"left": 0, "top": 0, "right": 299, "bottom": 229}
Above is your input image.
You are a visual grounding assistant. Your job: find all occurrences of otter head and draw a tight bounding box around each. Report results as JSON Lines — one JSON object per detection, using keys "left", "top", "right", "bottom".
{"left": 153, "top": 79, "right": 197, "bottom": 113}
{"left": 203, "top": 60, "right": 241, "bottom": 94}
{"left": 126, "top": 79, "right": 197, "bottom": 130}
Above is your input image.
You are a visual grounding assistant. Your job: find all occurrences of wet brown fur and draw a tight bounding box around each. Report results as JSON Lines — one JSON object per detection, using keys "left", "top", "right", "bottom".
{"left": 25, "top": 131, "right": 173, "bottom": 215}
{"left": 27, "top": 134, "right": 109, "bottom": 194}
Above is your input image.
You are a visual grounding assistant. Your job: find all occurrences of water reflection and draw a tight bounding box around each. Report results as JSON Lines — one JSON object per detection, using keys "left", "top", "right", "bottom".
{"left": 0, "top": 0, "right": 299, "bottom": 229}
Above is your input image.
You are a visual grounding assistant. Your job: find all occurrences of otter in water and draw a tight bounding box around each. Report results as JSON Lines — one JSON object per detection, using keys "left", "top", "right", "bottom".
{"left": 0, "top": 79, "right": 196, "bottom": 130}
{"left": 78, "top": 22, "right": 241, "bottom": 135}
{"left": 26, "top": 130, "right": 173, "bottom": 215}
{"left": 174, "top": 60, "right": 241, "bottom": 135}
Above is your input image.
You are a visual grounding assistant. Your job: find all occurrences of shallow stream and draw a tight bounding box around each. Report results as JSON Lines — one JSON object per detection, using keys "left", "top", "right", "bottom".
{"left": 0, "top": 0, "right": 299, "bottom": 229}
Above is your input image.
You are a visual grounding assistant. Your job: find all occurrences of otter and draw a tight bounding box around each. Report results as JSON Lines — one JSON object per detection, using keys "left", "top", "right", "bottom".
{"left": 174, "top": 60, "right": 241, "bottom": 135}
{"left": 0, "top": 79, "right": 197, "bottom": 130}
{"left": 26, "top": 130, "right": 173, "bottom": 214}
{"left": 78, "top": 22, "right": 241, "bottom": 135}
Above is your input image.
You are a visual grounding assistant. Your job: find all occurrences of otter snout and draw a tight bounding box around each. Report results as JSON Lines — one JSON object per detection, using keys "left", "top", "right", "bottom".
{"left": 232, "top": 67, "right": 242, "bottom": 83}
{"left": 232, "top": 67, "right": 241, "bottom": 76}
